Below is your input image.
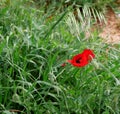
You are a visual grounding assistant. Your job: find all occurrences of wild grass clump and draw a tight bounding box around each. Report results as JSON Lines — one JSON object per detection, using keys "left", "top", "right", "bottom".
{"left": 0, "top": 0, "right": 120, "bottom": 114}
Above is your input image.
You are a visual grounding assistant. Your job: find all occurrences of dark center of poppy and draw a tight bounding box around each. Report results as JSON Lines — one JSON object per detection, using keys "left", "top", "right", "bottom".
{"left": 76, "top": 58, "right": 82, "bottom": 63}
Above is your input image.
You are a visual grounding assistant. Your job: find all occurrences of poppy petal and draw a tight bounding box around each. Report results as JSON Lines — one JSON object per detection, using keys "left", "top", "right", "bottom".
{"left": 67, "top": 49, "right": 95, "bottom": 67}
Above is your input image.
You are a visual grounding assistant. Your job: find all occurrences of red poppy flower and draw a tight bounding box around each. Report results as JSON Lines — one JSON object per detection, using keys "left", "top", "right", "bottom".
{"left": 67, "top": 49, "right": 95, "bottom": 67}
{"left": 82, "top": 49, "right": 95, "bottom": 61}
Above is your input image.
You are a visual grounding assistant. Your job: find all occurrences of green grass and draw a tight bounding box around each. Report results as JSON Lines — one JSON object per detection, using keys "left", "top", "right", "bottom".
{"left": 0, "top": 1, "right": 120, "bottom": 114}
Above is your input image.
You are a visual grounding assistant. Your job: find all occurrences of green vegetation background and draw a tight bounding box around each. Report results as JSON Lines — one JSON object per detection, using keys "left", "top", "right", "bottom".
{"left": 0, "top": 0, "right": 120, "bottom": 114}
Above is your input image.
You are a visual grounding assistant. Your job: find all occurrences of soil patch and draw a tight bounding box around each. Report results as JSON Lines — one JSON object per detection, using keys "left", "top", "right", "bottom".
{"left": 99, "top": 7, "right": 120, "bottom": 44}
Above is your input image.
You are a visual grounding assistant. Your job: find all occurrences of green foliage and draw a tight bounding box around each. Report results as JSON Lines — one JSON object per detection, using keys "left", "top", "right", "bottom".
{"left": 0, "top": 0, "right": 120, "bottom": 114}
